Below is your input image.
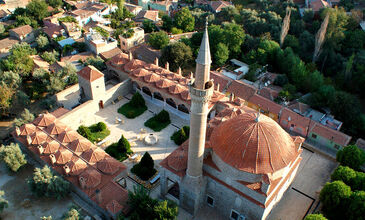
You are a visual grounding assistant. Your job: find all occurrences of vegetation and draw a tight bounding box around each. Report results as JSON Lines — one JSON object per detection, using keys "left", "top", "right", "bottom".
{"left": 142, "top": 19, "right": 157, "bottom": 33}
{"left": 144, "top": 110, "right": 171, "bottom": 132}
{"left": 36, "top": 35, "right": 50, "bottom": 51}
{"left": 336, "top": 145, "right": 365, "bottom": 170}
{"left": 331, "top": 166, "right": 364, "bottom": 191}
{"left": 170, "top": 126, "right": 190, "bottom": 145}
{"left": 0, "top": 191, "right": 8, "bottom": 214}
{"left": 174, "top": 7, "right": 195, "bottom": 32}
{"left": 58, "top": 16, "right": 77, "bottom": 23}
{"left": 131, "top": 152, "right": 157, "bottom": 181}
{"left": 304, "top": 214, "right": 328, "bottom": 220}
{"left": 83, "top": 56, "right": 106, "bottom": 71}
{"left": 77, "top": 122, "right": 110, "bottom": 143}
{"left": 148, "top": 31, "right": 170, "bottom": 50}
{"left": 0, "top": 143, "right": 27, "bottom": 172}
{"left": 28, "top": 165, "right": 70, "bottom": 199}
{"left": 160, "top": 42, "right": 193, "bottom": 71}
{"left": 62, "top": 206, "right": 81, "bottom": 220}
{"left": 105, "top": 135, "right": 133, "bottom": 161}
{"left": 41, "top": 50, "right": 59, "bottom": 64}
{"left": 94, "top": 26, "right": 109, "bottom": 38}
{"left": 127, "top": 185, "right": 178, "bottom": 220}
{"left": 118, "top": 92, "right": 147, "bottom": 119}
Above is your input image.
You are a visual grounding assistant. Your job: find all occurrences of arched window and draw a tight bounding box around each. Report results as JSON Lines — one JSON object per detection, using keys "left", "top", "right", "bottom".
{"left": 166, "top": 98, "right": 177, "bottom": 108}
{"left": 153, "top": 92, "right": 164, "bottom": 101}
{"left": 178, "top": 104, "right": 189, "bottom": 114}
{"left": 142, "top": 87, "right": 152, "bottom": 97}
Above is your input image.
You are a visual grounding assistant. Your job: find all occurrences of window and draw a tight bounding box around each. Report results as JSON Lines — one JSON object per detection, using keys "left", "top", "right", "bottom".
{"left": 230, "top": 210, "right": 239, "bottom": 220}
{"left": 206, "top": 195, "right": 214, "bottom": 207}
{"left": 311, "top": 134, "right": 317, "bottom": 139}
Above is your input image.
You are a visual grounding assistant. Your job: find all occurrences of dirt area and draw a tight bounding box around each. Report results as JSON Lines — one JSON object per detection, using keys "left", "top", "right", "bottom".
{"left": 0, "top": 163, "right": 72, "bottom": 220}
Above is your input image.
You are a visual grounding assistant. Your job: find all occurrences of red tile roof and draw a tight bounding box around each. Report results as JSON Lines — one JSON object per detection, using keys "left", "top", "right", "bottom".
{"left": 50, "top": 107, "right": 70, "bottom": 118}
{"left": 67, "top": 158, "right": 88, "bottom": 175}
{"left": 208, "top": 1, "right": 233, "bottom": 12}
{"left": 77, "top": 65, "right": 104, "bottom": 82}
{"left": 135, "top": 10, "right": 159, "bottom": 22}
{"left": 249, "top": 94, "right": 283, "bottom": 115}
{"left": 227, "top": 80, "right": 257, "bottom": 101}
{"left": 45, "top": 122, "right": 68, "bottom": 135}
{"left": 210, "top": 112, "right": 301, "bottom": 174}
{"left": 310, "top": 0, "right": 329, "bottom": 12}
{"left": 33, "top": 114, "right": 56, "bottom": 127}
{"left": 100, "top": 47, "right": 123, "bottom": 60}
{"left": 311, "top": 123, "right": 351, "bottom": 146}
{"left": 10, "top": 25, "right": 33, "bottom": 37}
{"left": 210, "top": 71, "right": 231, "bottom": 92}
{"left": 19, "top": 123, "right": 36, "bottom": 136}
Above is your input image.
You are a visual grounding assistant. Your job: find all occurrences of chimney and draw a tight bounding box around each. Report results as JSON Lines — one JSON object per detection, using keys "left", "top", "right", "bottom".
{"left": 79, "top": 177, "right": 86, "bottom": 189}
{"left": 63, "top": 165, "right": 70, "bottom": 176}
{"left": 165, "top": 62, "right": 169, "bottom": 71}
{"left": 177, "top": 67, "right": 182, "bottom": 75}
{"left": 216, "top": 83, "right": 220, "bottom": 92}
{"left": 230, "top": 93, "right": 235, "bottom": 102}
{"left": 49, "top": 154, "right": 56, "bottom": 165}
{"left": 95, "top": 189, "right": 102, "bottom": 204}
{"left": 37, "top": 145, "right": 44, "bottom": 155}
{"left": 26, "top": 135, "right": 32, "bottom": 145}
{"left": 128, "top": 51, "right": 133, "bottom": 60}
{"left": 15, "top": 127, "right": 21, "bottom": 136}
{"left": 154, "top": 57, "right": 159, "bottom": 66}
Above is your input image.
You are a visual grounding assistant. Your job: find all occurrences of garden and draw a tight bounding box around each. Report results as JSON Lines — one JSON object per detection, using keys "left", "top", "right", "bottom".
{"left": 144, "top": 110, "right": 171, "bottom": 132}
{"left": 118, "top": 92, "right": 147, "bottom": 119}
{"left": 105, "top": 135, "right": 133, "bottom": 161}
{"left": 77, "top": 122, "right": 110, "bottom": 143}
{"left": 130, "top": 152, "right": 159, "bottom": 189}
{"left": 170, "top": 126, "right": 190, "bottom": 145}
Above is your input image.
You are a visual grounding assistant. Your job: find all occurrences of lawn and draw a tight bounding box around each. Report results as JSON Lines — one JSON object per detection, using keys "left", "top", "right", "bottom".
{"left": 77, "top": 122, "right": 110, "bottom": 143}
{"left": 144, "top": 110, "right": 171, "bottom": 132}
{"left": 118, "top": 92, "right": 147, "bottom": 119}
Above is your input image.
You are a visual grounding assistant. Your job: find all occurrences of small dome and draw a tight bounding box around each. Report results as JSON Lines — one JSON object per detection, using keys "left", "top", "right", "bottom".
{"left": 169, "top": 84, "right": 185, "bottom": 95}
{"left": 124, "top": 59, "right": 145, "bottom": 72}
{"left": 42, "top": 140, "right": 60, "bottom": 154}
{"left": 144, "top": 73, "right": 160, "bottom": 83}
{"left": 19, "top": 124, "right": 36, "bottom": 136}
{"left": 210, "top": 112, "right": 298, "bottom": 174}
{"left": 97, "top": 156, "right": 123, "bottom": 174}
{"left": 106, "top": 200, "right": 123, "bottom": 214}
{"left": 167, "top": 144, "right": 188, "bottom": 172}
{"left": 54, "top": 148, "right": 73, "bottom": 165}
{"left": 156, "top": 78, "right": 173, "bottom": 89}
{"left": 30, "top": 131, "right": 48, "bottom": 145}
{"left": 180, "top": 90, "right": 190, "bottom": 101}
{"left": 69, "top": 139, "right": 92, "bottom": 153}
{"left": 45, "top": 122, "right": 67, "bottom": 135}
{"left": 80, "top": 168, "right": 101, "bottom": 188}
{"left": 67, "top": 158, "right": 88, "bottom": 175}
{"left": 131, "top": 68, "right": 149, "bottom": 78}
{"left": 57, "top": 131, "right": 79, "bottom": 143}
{"left": 82, "top": 147, "right": 105, "bottom": 163}
{"left": 33, "top": 114, "right": 56, "bottom": 127}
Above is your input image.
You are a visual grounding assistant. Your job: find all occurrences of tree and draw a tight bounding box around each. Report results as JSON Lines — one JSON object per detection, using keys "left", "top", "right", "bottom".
{"left": 160, "top": 42, "right": 192, "bottom": 71}
{"left": 336, "top": 145, "right": 365, "bottom": 170}
{"left": 304, "top": 214, "right": 327, "bottom": 220}
{"left": 83, "top": 56, "right": 106, "bottom": 71}
{"left": 283, "top": 34, "right": 299, "bottom": 53}
{"left": 331, "top": 166, "right": 357, "bottom": 186}
{"left": 148, "top": 31, "right": 169, "bottom": 50}
{"left": 117, "top": 135, "right": 131, "bottom": 154}
{"left": 16, "top": 90, "right": 30, "bottom": 106}
{"left": 222, "top": 23, "right": 245, "bottom": 55}
{"left": 174, "top": 7, "right": 195, "bottom": 32}
{"left": 214, "top": 43, "right": 229, "bottom": 66}
{"left": 47, "top": 0, "right": 63, "bottom": 9}
{"left": 162, "top": 15, "right": 173, "bottom": 32}
{"left": 131, "top": 152, "right": 156, "bottom": 181}
{"left": 47, "top": 75, "right": 65, "bottom": 94}
{"left": 26, "top": 0, "right": 49, "bottom": 21}
{"left": 36, "top": 35, "right": 49, "bottom": 51}
{"left": 0, "top": 82, "right": 15, "bottom": 115}
{"left": 347, "top": 191, "right": 365, "bottom": 220}
{"left": 62, "top": 207, "right": 80, "bottom": 220}
{"left": 2, "top": 42, "right": 35, "bottom": 76}
{"left": 0, "top": 71, "right": 22, "bottom": 88}
{"left": 313, "top": 13, "right": 329, "bottom": 62}
{"left": 0, "top": 24, "right": 5, "bottom": 34}
{"left": 28, "top": 165, "right": 70, "bottom": 199}
{"left": 41, "top": 50, "right": 59, "bottom": 64}
{"left": 321, "top": 8, "right": 348, "bottom": 52}
{"left": 14, "top": 108, "right": 35, "bottom": 127}
{"left": 319, "top": 181, "right": 352, "bottom": 219}
{"left": 0, "top": 143, "right": 27, "bottom": 172}
{"left": 128, "top": 185, "right": 157, "bottom": 219}
{"left": 142, "top": 19, "right": 156, "bottom": 33}
{"left": 280, "top": 7, "right": 291, "bottom": 47}
{"left": 0, "top": 191, "right": 8, "bottom": 214}
{"left": 154, "top": 200, "right": 178, "bottom": 220}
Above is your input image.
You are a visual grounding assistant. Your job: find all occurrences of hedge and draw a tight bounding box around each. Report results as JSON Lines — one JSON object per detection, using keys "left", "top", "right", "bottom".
{"left": 144, "top": 110, "right": 171, "bottom": 132}
{"left": 118, "top": 92, "right": 147, "bottom": 119}
{"left": 105, "top": 135, "right": 133, "bottom": 161}
{"left": 77, "top": 122, "right": 110, "bottom": 143}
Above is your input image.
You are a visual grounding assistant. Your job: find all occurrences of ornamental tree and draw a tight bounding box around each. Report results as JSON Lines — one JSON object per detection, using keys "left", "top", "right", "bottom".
{"left": 331, "top": 165, "right": 357, "bottom": 186}
{"left": 347, "top": 190, "right": 365, "bottom": 220}
{"left": 148, "top": 31, "right": 169, "bottom": 50}
{"left": 0, "top": 143, "right": 27, "bottom": 172}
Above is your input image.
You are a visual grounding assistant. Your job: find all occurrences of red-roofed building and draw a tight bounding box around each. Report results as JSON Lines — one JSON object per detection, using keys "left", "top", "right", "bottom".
{"left": 226, "top": 80, "right": 257, "bottom": 101}
{"left": 309, "top": 0, "right": 329, "bottom": 12}
{"left": 9, "top": 25, "right": 35, "bottom": 43}
{"left": 77, "top": 66, "right": 106, "bottom": 101}
{"left": 247, "top": 94, "right": 283, "bottom": 121}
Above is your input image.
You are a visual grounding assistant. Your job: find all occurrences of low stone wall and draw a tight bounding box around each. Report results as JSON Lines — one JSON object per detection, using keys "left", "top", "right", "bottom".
{"left": 55, "top": 84, "right": 80, "bottom": 110}
{"left": 103, "top": 79, "right": 132, "bottom": 106}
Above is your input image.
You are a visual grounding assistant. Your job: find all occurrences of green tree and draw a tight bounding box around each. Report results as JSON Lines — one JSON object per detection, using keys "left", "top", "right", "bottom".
{"left": 283, "top": 34, "right": 299, "bottom": 53}
{"left": 0, "top": 82, "right": 15, "bottom": 115}
{"left": 148, "top": 31, "right": 169, "bottom": 49}
{"left": 162, "top": 15, "right": 173, "bottom": 32}
{"left": 83, "top": 56, "right": 106, "bottom": 71}
{"left": 36, "top": 35, "right": 50, "bottom": 51}
{"left": 0, "top": 24, "right": 5, "bottom": 34}
{"left": 304, "top": 214, "right": 327, "bottom": 220}
{"left": 160, "top": 42, "right": 193, "bottom": 71}
{"left": 0, "top": 71, "right": 22, "bottom": 88}
{"left": 321, "top": 8, "right": 348, "bottom": 51}
{"left": 131, "top": 152, "right": 156, "bottom": 181}
{"left": 47, "top": 0, "right": 63, "bottom": 9}
{"left": 128, "top": 185, "right": 157, "bottom": 219}
{"left": 41, "top": 50, "right": 59, "bottom": 64}
{"left": 336, "top": 145, "right": 365, "bottom": 170}
{"left": 214, "top": 43, "right": 229, "bottom": 66}
{"left": 0, "top": 143, "right": 27, "bottom": 172}
{"left": 174, "top": 7, "right": 195, "bottom": 32}
{"left": 319, "top": 181, "right": 352, "bottom": 219}
{"left": 14, "top": 108, "right": 35, "bottom": 127}
{"left": 347, "top": 191, "right": 365, "bottom": 220}
{"left": 26, "top": 0, "right": 49, "bottom": 21}
{"left": 2, "top": 42, "right": 35, "bottom": 76}
{"left": 62, "top": 207, "right": 80, "bottom": 220}
{"left": 222, "top": 23, "right": 245, "bottom": 54}
{"left": 154, "top": 200, "right": 178, "bottom": 220}
{"left": 47, "top": 75, "right": 65, "bottom": 94}
{"left": 28, "top": 165, "right": 70, "bottom": 199}
{"left": 0, "top": 191, "right": 8, "bottom": 214}
{"left": 331, "top": 166, "right": 357, "bottom": 186}
{"left": 142, "top": 19, "right": 156, "bottom": 33}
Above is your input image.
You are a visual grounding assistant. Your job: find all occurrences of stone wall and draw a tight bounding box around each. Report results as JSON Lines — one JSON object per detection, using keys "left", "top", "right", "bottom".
{"left": 55, "top": 84, "right": 80, "bottom": 110}
{"left": 103, "top": 79, "right": 132, "bottom": 106}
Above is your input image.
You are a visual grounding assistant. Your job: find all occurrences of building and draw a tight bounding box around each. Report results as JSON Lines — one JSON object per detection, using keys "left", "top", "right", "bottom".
{"left": 0, "top": 37, "right": 19, "bottom": 58}
{"left": 124, "top": 3, "right": 143, "bottom": 15}
{"left": 9, "top": 25, "right": 35, "bottom": 43}
{"left": 119, "top": 27, "right": 144, "bottom": 51}
{"left": 60, "top": 21, "right": 82, "bottom": 39}
{"left": 85, "top": 29, "right": 118, "bottom": 55}
{"left": 308, "top": 0, "right": 329, "bottom": 12}
{"left": 69, "top": 2, "right": 111, "bottom": 27}
{"left": 134, "top": 10, "right": 160, "bottom": 22}
{"left": 159, "top": 23, "right": 305, "bottom": 219}
{"left": 208, "top": 0, "right": 233, "bottom": 13}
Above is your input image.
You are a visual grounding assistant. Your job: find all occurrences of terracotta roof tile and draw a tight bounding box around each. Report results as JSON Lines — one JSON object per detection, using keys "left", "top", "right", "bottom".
{"left": 77, "top": 65, "right": 104, "bottom": 82}
{"left": 100, "top": 47, "right": 123, "bottom": 60}
{"left": 45, "top": 122, "right": 68, "bottom": 135}
{"left": 82, "top": 147, "right": 106, "bottom": 163}
{"left": 50, "top": 108, "right": 70, "bottom": 118}
{"left": 144, "top": 73, "right": 160, "bottom": 83}
{"left": 10, "top": 25, "right": 33, "bottom": 36}
{"left": 109, "top": 53, "right": 130, "bottom": 66}
{"left": 210, "top": 112, "right": 300, "bottom": 174}
{"left": 33, "top": 114, "right": 56, "bottom": 127}
{"left": 169, "top": 84, "right": 186, "bottom": 95}
{"left": 135, "top": 10, "right": 159, "bottom": 22}
{"left": 80, "top": 168, "right": 102, "bottom": 188}
{"left": 30, "top": 131, "right": 48, "bottom": 145}
{"left": 311, "top": 123, "right": 351, "bottom": 146}
{"left": 210, "top": 71, "right": 231, "bottom": 92}
{"left": 167, "top": 144, "right": 188, "bottom": 172}
{"left": 97, "top": 156, "right": 125, "bottom": 174}
{"left": 69, "top": 139, "right": 92, "bottom": 153}
{"left": 19, "top": 123, "right": 37, "bottom": 136}
{"left": 67, "top": 158, "right": 88, "bottom": 175}
{"left": 42, "top": 140, "right": 61, "bottom": 154}
{"left": 57, "top": 130, "right": 79, "bottom": 143}
{"left": 227, "top": 80, "right": 257, "bottom": 101}
{"left": 249, "top": 94, "right": 283, "bottom": 115}
{"left": 54, "top": 147, "right": 73, "bottom": 164}
{"left": 156, "top": 78, "right": 173, "bottom": 89}
{"left": 124, "top": 59, "right": 146, "bottom": 72}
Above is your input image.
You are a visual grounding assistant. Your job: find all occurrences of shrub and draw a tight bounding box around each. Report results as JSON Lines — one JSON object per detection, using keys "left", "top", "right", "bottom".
{"left": 171, "top": 126, "right": 190, "bottom": 145}
{"left": 336, "top": 145, "right": 365, "bottom": 170}
{"left": 105, "top": 135, "right": 133, "bottom": 161}
{"left": 96, "top": 122, "right": 107, "bottom": 132}
{"left": 58, "top": 16, "right": 77, "bottom": 23}
{"left": 77, "top": 125, "right": 92, "bottom": 140}
{"left": 0, "top": 143, "right": 27, "bottom": 172}
{"left": 0, "top": 191, "right": 8, "bottom": 214}
{"left": 28, "top": 165, "right": 70, "bottom": 199}
{"left": 13, "top": 108, "right": 35, "bottom": 127}
{"left": 144, "top": 110, "right": 171, "bottom": 132}
{"left": 331, "top": 166, "right": 357, "bottom": 188}
{"left": 130, "top": 92, "right": 145, "bottom": 108}
{"left": 131, "top": 152, "right": 157, "bottom": 181}
{"left": 62, "top": 206, "right": 81, "bottom": 220}
{"left": 77, "top": 122, "right": 110, "bottom": 143}
{"left": 118, "top": 93, "right": 147, "bottom": 119}
{"left": 304, "top": 214, "right": 327, "bottom": 220}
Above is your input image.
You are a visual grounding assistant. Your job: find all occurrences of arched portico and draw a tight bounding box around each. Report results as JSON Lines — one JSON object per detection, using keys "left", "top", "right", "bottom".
{"left": 178, "top": 104, "right": 189, "bottom": 114}
{"left": 166, "top": 98, "right": 177, "bottom": 108}
{"left": 142, "top": 86, "right": 152, "bottom": 97}
{"left": 153, "top": 92, "right": 164, "bottom": 102}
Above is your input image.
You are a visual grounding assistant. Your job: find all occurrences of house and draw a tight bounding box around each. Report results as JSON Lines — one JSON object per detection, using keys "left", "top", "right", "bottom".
{"left": 279, "top": 107, "right": 311, "bottom": 137}
{"left": 147, "top": 0, "right": 174, "bottom": 14}
{"left": 222, "top": 59, "right": 249, "bottom": 80}
{"left": 124, "top": 3, "right": 143, "bottom": 15}
{"left": 0, "top": 9, "right": 10, "bottom": 21}
{"left": 226, "top": 80, "right": 257, "bottom": 101}
{"left": 85, "top": 29, "right": 118, "bottom": 55}
{"left": 9, "top": 25, "right": 35, "bottom": 43}
{"left": 31, "top": 55, "right": 50, "bottom": 71}
{"left": 61, "top": 51, "right": 95, "bottom": 71}
{"left": 60, "top": 21, "right": 82, "bottom": 39}
{"left": 130, "top": 44, "right": 161, "bottom": 64}
{"left": 119, "top": 27, "right": 144, "bottom": 51}
{"left": 309, "top": 0, "right": 329, "bottom": 13}
{"left": 99, "top": 47, "right": 123, "bottom": 61}
{"left": 43, "top": 25, "right": 66, "bottom": 40}
{"left": 70, "top": 2, "right": 110, "bottom": 27}
{"left": 247, "top": 94, "right": 283, "bottom": 121}
{"left": 134, "top": 10, "right": 160, "bottom": 22}
{"left": 0, "top": 37, "right": 19, "bottom": 58}
{"left": 208, "top": 1, "right": 233, "bottom": 13}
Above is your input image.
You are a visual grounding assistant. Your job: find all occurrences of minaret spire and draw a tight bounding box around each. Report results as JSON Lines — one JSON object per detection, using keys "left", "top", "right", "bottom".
{"left": 196, "top": 17, "right": 211, "bottom": 66}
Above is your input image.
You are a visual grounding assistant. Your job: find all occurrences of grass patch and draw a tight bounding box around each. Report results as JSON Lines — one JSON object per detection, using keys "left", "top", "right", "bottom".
{"left": 144, "top": 110, "right": 171, "bottom": 132}
{"left": 77, "top": 122, "right": 110, "bottom": 143}
{"left": 105, "top": 135, "right": 133, "bottom": 161}
{"left": 118, "top": 92, "right": 147, "bottom": 119}
{"left": 170, "top": 126, "right": 190, "bottom": 145}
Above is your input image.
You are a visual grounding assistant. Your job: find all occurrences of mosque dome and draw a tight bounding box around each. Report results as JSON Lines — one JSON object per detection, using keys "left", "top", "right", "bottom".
{"left": 210, "top": 112, "right": 299, "bottom": 174}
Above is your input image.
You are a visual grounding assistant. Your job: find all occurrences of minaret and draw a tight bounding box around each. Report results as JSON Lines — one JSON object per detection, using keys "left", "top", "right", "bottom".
{"left": 180, "top": 18, "right": 214, "bottom": 215}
